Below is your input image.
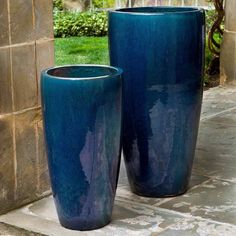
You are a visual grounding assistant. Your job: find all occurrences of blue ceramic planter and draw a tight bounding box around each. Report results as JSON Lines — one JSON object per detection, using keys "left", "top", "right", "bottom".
{"left": 109, "top": 7, "right": 205, "bottom": 197}
{"left": 41, "top": 65, "right": 122, "bottom": 230}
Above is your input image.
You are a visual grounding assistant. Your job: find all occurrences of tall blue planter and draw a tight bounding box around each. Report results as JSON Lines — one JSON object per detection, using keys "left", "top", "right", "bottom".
{"left": 109, "top": 7, "right": 205, "bottom": 197}
{"left": 41, "top": 65, "right": 123, "bottom": 230}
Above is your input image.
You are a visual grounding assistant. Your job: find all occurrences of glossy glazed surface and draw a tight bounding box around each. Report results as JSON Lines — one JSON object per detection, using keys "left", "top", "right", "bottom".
{"left": 41, "top": 65, "right": 122, "bottom": 230}
{"left": 109, "top": 7, "right": 205, "bottom": 197}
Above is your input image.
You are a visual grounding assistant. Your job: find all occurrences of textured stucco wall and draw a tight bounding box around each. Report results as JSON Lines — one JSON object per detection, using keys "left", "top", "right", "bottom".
{"left": 220, "top": 0, "right": 236, "bottom": 84}
{"left": 0, "top": 0, "right": 54, "bottom": 214}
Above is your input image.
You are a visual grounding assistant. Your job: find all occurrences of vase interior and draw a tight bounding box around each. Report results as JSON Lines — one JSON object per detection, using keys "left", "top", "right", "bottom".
{"left": 115, "top": 7, "right": 199, "bottom": 14}
{"left": 46, "top": 65, "right": 120, "bottom": 79}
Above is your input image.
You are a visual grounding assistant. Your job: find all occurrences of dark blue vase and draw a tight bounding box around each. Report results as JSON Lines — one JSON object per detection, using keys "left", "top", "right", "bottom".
{"left": 41, "top": 65, "right": 123, "bottom": 230}
{"left": 109, "top": 7, "right": 205, "bottom": 197}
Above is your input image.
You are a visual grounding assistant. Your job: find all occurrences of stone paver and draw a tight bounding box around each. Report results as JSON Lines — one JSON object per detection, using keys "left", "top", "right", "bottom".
{"left": 0, "top": 85, "right": 236, "bottom": 235}
{"left": 158, "top": 178, "right": 236, "bottom": 224}
{"left": 153, "top": 219, "right": 236, "bottom": 236}
{"left": 0, "top": 222, "right": 44, "bottom": 236}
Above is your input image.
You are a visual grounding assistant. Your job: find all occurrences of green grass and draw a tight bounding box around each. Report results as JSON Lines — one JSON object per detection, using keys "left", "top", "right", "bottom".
{"left": 55, "top": 36, "right": 109, "bottom": 65}
{"left": 55, "top": 36, "right": 216, "bottom": 78}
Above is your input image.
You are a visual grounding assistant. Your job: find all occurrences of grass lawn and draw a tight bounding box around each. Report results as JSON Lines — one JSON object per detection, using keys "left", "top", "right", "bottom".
{"left": 55, "top": 36, "right": 109, "bottom": 65}
{"left": 55, "top": 36, "right": 214, "bottom": 85}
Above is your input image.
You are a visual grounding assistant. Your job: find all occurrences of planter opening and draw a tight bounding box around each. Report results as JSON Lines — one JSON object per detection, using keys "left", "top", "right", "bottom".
{"left": 115, "top": 7, "right": 200, "bottom": 14}
{"left": 46, "top": 65, "right": 121, "bottom": 79}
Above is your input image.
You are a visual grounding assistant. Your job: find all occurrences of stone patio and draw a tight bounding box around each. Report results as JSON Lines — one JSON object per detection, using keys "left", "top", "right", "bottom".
{"left": 0, "top": 85, "right": 236, "bottom": 236}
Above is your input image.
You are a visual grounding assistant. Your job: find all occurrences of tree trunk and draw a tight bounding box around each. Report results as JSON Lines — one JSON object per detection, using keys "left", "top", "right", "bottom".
{"left": 126, "top": 0, "right": 136, "bottom": 7}
{"left": 64, "top": 0, "right": 90, "bottom": 11}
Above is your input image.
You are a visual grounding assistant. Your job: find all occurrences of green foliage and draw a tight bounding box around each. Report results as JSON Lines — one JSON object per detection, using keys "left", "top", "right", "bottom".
{"left": 205, "top": 39, "right": 212, "bottom": 70}
{"left": 205, "top": 9, "right": 224, "bottom": 34}
{"left": 53, "top": 0, "right": 64, "bottom": 11}
{"left": 205, "top": 9, "right": 223, "bottom": 72}
{"left": 54, "top": 11, "right": 108, "bottom": 37}
{"left": 92, "top": 0, "right": 115, "bottom": 8}
{"left": 54, "top": 8, "right": 221, "bottom": 39}
{"left": 205, "top": 9, "right": 217, "bottom": 33}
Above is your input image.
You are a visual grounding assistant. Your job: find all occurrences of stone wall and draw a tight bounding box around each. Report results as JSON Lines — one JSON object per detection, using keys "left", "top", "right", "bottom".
{"left": 0, "top": 0, "right": 54, "bottom": 214}
{"left": 220, "top": 0, "right": 236, "bottom": 84}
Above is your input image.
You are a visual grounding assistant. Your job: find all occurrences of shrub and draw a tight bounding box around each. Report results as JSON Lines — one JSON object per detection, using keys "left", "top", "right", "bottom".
{"left": 53, "top": 0, "right": 64, "bottom": 11}
{"left": 205, "top": 9, "right": 224, "bottom": 38}
{"left": 54, "top": 11, "right": 108, "bottom": 37}
{"left": 206, "top": 9, "right": 217, "bottom": 34}
{"left": 205, "top": 9, "right": 224, "bottom": 71}
{"left": 93, "top": 0, "right": 115, "bottom": 8}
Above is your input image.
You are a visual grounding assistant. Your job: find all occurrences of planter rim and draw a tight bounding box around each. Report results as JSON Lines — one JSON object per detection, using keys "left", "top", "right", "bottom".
{"left": 109, "top": 6, "right": 203, "bottom": 16}
{"left": 42, "top": 64, "right": 123, "bottom": 81}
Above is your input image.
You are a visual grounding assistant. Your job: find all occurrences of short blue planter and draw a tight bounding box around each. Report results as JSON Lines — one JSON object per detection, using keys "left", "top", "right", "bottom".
{"left": 41, "top": 65, "right": 123, "bottom": 230}
{"left": 109, "top": 7, "right": 205, "bottom": 197}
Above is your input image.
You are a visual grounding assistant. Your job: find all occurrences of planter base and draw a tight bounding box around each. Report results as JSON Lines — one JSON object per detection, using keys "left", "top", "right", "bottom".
{"left": 60, "top": 218, "right": 111, "bottom": 231}
{"left": 130, "top": 187, "right": 188, "bottom": 198}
